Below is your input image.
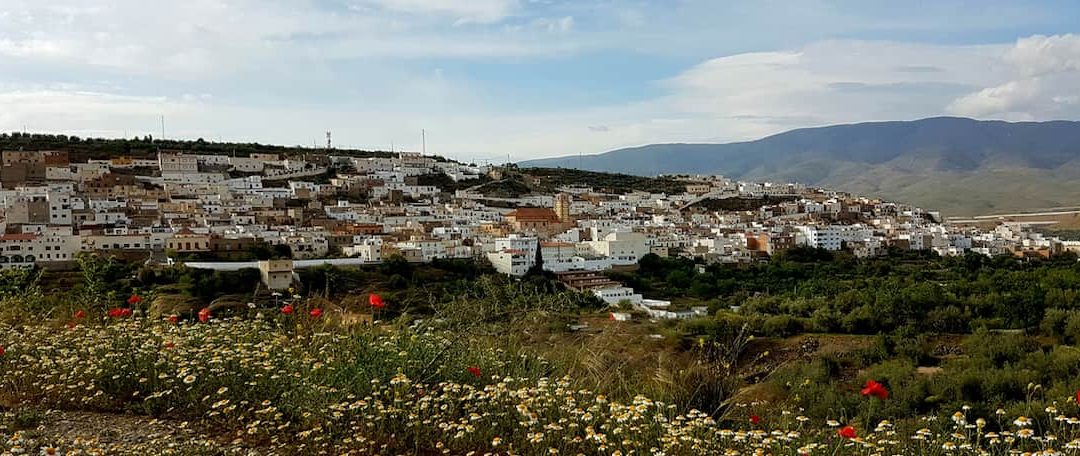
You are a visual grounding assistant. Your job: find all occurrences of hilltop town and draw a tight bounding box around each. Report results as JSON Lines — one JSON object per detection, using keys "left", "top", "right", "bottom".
{"left": 0, "top": 140, "right": 1071, "bottom": 313}
{"left": 7, "top": 139, "right": 1080, "bottom": 455}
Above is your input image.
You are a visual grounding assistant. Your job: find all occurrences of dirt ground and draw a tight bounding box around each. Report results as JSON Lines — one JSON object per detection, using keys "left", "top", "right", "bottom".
{"left": 2, "top": 409, "right": 264, "bottom": 454}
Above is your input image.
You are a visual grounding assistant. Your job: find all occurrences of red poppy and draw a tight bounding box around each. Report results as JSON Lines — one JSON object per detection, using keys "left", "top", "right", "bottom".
{"left": 107, "top": 308, "right": 131, "bottom": 318}
{"left": 0, "top": 345, "right": 4, "bottom": 357}
{"left": 128, "top": 294, "right": 142, "bottom": 305}
{"left": 309, "top": 308, "right": 322, "bottom": 318}
{"left": 198, "top": 308, "right": 211, "bottom": 323}
{"left": 467, "top": 366, "right": 482, "bottom": 378}
{"left": 163, "top": 341, "right": 176, "bottom": 349}
{"left": 1075, "top": 389, "right": 1080, "bottom": 405}
{"left": 167, "top": 314, "right": 179, "bottom": 324}
{"left": 838, "top": 425, "right": 857, "bottom": 439}
{"left": 74, "top": 310, "right": 87, "bottom": 319}
{"left": 860, "top": 379, "right": 889, "bottom": 400}
{"left": 609, "top": 313, "right": 615, "bottom": 321}
{"left": 749, "top": 415, "right": 761, "bottom": 425}
{"left": 369, "top": 293, "right": 385, "bottom": 309}
{"left": 281, "top": 304, "right": 294, "bottom": 314}
{"left": 67, "top": 322, "right": 76, "bottom": 330}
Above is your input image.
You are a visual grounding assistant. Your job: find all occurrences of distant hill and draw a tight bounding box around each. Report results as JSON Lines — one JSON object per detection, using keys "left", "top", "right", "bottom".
{"left": 520, "top": 117, "right": 1080, "bottom": 216}
{"left": 0, "top": 132, "right": 409, "bottom": 163}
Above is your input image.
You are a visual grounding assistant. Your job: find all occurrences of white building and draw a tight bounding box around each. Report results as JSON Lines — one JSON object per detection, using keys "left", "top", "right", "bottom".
{"left": 795, "top": 225, "right": 872, "bottom": 251}
{"left": 540, "top": 242, "right": 578, "bottom": 272}
{"left": 158, "top": 152, "right": 198, "bottom": 174}
{"left": 493, "top": 234, "right": 538, "bottom": 259}
{"left": 343, "top": 237, "right": 384, "bottom": 262}
{"left": 0, "top": 227, "right": 79, "bottom": 269}
{"left": 46, "top": 190, "right": 73, "bottom": 225}
{"left": 487, "top": 250, "right": 532, "bottom": 276}
{"left": 592, "top": 286, "right": 643, "bottom": 305}
{"left": 582, "top": 231, "right": 648, "bottom": 264}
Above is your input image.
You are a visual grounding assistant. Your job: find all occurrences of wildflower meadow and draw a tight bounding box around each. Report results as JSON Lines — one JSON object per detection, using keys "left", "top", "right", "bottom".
{"left": 4, "top": 309, "right": 1080, "bottom": 455}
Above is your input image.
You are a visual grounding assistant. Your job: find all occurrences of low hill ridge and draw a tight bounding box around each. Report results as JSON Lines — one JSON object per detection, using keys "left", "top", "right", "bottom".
{"left": 520, "top": 117, "right": 1080, "bottom": 215}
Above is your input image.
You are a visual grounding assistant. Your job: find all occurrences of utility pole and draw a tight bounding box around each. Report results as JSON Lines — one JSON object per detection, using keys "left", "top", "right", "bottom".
{"left": 160, "top": 115, "right": 165, "bottom": 140}
{"left": 421, "top": 129, "right": 426, "bottom": 156}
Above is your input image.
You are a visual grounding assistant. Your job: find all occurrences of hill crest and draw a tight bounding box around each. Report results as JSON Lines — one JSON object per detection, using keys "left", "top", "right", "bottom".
{"left": 520, "top": 117, "right": 1080, "bottom": 216}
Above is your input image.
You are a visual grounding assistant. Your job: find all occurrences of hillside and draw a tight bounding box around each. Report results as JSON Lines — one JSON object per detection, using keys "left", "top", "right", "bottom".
{"left": 0, "top": 132, "right": 408, "bottom": 163}
{"left": 520, "top": 117, "right": 1080, "bottom": 216}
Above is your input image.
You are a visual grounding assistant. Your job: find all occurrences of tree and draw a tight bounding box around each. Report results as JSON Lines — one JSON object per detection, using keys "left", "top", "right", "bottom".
{"left": 527, "top": 242, "right": 544, "bottom": 276}
{"left": 76, "top": 252, "right": 119, "bottom": 310}
{"left": 666, "top": 269, "right": 693, "bottom": 290}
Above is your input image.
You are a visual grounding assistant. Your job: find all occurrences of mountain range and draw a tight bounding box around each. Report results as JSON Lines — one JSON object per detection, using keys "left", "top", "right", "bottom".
{"left": 519, "top": 117, "right": 1080, "bottom": 216}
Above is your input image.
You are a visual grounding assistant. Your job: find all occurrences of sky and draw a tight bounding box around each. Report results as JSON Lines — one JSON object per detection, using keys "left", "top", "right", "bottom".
{"left": 1, "top": 0, "right": 1080, "bottom": 163}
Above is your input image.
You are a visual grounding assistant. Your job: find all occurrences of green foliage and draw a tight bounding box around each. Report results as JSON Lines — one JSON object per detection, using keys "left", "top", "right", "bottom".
{"left": 75, "top": 253, "right": 136, "bottom": 310}
{"left": 773, "top": 330, "right": 1080, "bottom": 423}
{"left": 627, "top": 249, "right": 1080, "bottom": 335}
{"left": 0, "top": 267, "right": 41, "bottom": 303}
{"left": 0, "top": 131, "right": 406, "bottom": 163}
{"left": 522, "top": 167, "right": 700, "bottom": 194}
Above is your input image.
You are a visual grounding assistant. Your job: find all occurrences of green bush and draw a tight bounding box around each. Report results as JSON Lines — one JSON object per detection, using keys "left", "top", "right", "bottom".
{"left": 760, "top": 314, "right": 803, "bottom": 338}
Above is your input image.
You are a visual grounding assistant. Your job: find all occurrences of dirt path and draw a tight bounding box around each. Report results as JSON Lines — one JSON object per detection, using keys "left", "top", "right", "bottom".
{"left": 4, "top": 409, "right": 268, "bottom": 455}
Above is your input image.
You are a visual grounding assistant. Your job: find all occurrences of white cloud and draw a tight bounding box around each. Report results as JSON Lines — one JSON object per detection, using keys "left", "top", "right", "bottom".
{"left": 656, "top": 40, "right": 1007, "bottom": 138}
{"left": 0, "top": 38, "right": 73, "bottom": 58}
{"left": 0, "top": 38, "right": 1040, "bottom": 161}
{"left": 1006, "top": 34, "right": 1080, "bottom": 76}
{"left": 947, "top": 34, "right": 1080, "bottom": 119}
{"left": 0, "top": 0, "right": 567, "bottom": 81}
{"left": 4, "top": 21, "right": 1080, "bottom": 163}
{"left": 350, "top": 0, "right": 519, "bottom": 24}
{"left": 532, "top": 16, "right": 574, "bottom": 34}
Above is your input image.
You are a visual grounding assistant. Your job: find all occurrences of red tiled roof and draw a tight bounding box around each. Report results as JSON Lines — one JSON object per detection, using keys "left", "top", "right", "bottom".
{"left": 506, "top": 208, "right": 559, "bottom": 221}
{"left": 0, "top": 233, "right": 38, "bottom": 241}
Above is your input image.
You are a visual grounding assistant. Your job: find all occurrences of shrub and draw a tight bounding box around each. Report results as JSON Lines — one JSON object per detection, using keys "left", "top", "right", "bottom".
{"left": 760, "top": 314, "right": 802, "bottom": 338}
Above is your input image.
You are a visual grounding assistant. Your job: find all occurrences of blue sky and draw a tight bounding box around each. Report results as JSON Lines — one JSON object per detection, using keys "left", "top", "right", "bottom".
{"left": 1, "top": 0, "right": 1080, "bottom": 162}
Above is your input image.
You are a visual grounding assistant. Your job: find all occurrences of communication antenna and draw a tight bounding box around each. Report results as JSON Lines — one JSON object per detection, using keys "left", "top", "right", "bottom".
{"left": 421, "top": 129, "right": 426, "bottom": 156}
{"left": 326, "top": 131, "right": 332, "bottom": 149}
{"left": 160, "top": 115, "right": 165, "bottom": 140}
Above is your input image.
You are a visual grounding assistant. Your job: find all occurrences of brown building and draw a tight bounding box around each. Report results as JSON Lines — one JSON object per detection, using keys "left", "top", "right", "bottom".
{"left": 554, "top": 270, "right": 622, "bottom": 291}
{"left": 166, "top": 228, "right": 211, "bottom": 252}
{"left": 554, "top": 193, "right": 572, "bottom": 222}
{"left": 745, "top": 233, "right": 769, "bottom": 252}
{"left": 326, "top": 233, "right": 356, "bottom": 251}
{"left": 766, "top": 233, "right": 796, "bottom": 254}
{"left": 209, "top": 236, "right": 258, "bottom": 253}
{"left": 505, "top": 208, "right": 563, "bottom": 234}
{"left": 1, "top": 162, "right": 46, "bottom": 186}
{"left": 2, "top": 150, "right": 43, "bottom": 166}
{"left": 382, "top": 244, "right": 423, "bottom": 262}
{"left": 5, "top": 199, "right": 50, "bottom": 225}
{"left": 41, "top": 151, "right": 70, "bottom": 166}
